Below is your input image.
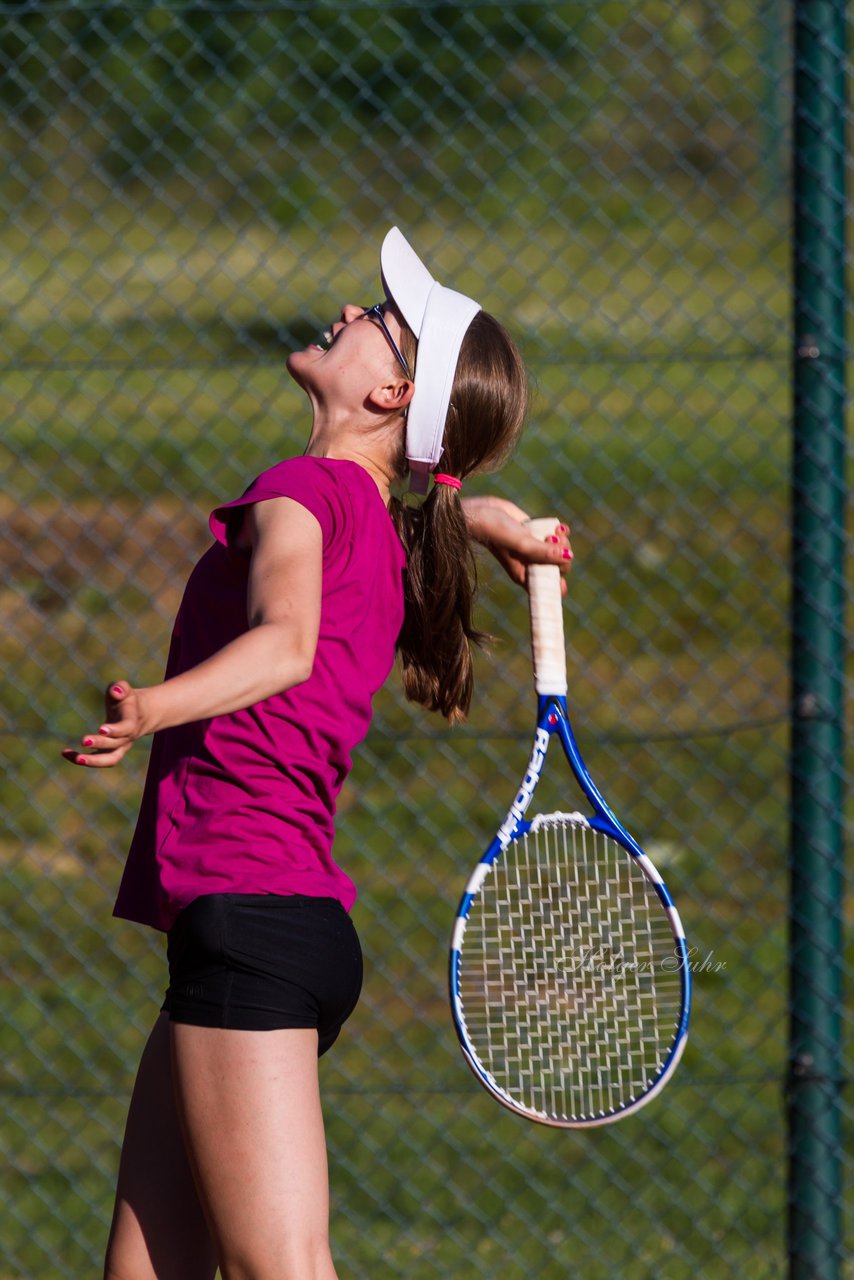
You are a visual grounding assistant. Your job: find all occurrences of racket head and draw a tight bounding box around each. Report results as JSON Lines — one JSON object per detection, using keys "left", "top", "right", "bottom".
{"left": 450, "top": 809, "right": 690, "bottom": 1128}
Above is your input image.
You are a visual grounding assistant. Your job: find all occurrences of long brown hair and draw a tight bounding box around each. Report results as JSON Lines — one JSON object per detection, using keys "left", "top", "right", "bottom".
{"left": 389, "top": 310, "right": 528, "bottom": 722}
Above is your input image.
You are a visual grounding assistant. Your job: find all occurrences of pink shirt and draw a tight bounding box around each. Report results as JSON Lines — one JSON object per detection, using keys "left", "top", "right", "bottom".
{"left": 113, "top": 457, "right": 406, "bottom": 932}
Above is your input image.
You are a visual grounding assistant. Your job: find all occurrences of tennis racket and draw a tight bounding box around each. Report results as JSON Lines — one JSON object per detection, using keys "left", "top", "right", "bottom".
{"left": 449, "top": 518, "right": 691, "bottom": 1126}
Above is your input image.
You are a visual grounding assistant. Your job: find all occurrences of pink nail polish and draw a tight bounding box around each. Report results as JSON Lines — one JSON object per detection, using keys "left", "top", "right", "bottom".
{"left": 111, "top": 686, "right": 123, "bottom": 698}
{"left": 562, "top": 548, "right": 572, "bottom": 559}
{"left": 77, "top": 755, "right": 87, "bottom": 765}
{"left": 83, "top": 737, "right": 94, "bottom": 747}
{"left": 99, "top": 726, "right": 111, "bottom": 736}
{"left": 546, "top": 535, "right": 558, "bottom": 543}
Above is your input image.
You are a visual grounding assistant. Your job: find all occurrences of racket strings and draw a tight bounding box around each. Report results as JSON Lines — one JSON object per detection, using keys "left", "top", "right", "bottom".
{"left": 458, "top": 818, "right": 683, "bottom": 1122}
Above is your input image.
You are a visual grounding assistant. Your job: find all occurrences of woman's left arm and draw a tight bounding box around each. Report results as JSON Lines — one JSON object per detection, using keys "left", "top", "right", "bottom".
{"left": 461, "top": 494, "right": 573, "bottom": 592}
{"left": 62, "top": 497, "right": 323, "bottom": 768}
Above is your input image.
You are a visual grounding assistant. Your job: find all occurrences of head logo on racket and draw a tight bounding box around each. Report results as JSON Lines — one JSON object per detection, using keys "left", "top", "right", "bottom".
{"left": 497, "top": 727, "right": 549, "bottom": 849}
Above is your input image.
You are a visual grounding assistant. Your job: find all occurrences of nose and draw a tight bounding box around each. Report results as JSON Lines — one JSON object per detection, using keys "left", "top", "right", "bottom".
{"left": 340, "top": 303, "right": 365, "bottom": 323}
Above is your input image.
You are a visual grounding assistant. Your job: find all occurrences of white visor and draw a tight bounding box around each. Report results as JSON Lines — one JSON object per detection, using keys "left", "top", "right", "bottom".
{"left": 380, "top": 227, "right": 481, "bottom": 493}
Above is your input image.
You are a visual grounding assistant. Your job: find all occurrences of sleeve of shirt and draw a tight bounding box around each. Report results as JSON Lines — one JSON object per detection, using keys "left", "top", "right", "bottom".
{"left": 208, "top": 457, "right": 351, "bottom": 554}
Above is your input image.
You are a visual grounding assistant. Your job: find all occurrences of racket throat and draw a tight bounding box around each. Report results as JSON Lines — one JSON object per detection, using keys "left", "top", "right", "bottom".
{"left": 537, "top": 693, "right": 568, "bottom": 721}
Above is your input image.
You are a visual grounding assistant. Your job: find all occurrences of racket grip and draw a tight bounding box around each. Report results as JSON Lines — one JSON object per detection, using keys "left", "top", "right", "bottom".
{"left": 524, "top": 518, "right": 568, "bottom": 696}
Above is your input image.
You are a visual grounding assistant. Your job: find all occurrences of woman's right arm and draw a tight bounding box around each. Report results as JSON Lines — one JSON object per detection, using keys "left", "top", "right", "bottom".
{"left": 62, "top": 497, "right": 323, "bottom": 769}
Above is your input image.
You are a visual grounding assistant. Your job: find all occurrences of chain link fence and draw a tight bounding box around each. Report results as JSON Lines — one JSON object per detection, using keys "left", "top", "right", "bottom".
{"left": 1, "top": 2, "right": 850, "bottom": 1277}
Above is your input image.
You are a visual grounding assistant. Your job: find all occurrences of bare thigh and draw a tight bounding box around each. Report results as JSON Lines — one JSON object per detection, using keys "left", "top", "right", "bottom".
{"left": 170, "top": 1022, "right": 338, "bottom": 1280}
{"left": 104, "top": 1012, "right": 218, "bottom": 1280}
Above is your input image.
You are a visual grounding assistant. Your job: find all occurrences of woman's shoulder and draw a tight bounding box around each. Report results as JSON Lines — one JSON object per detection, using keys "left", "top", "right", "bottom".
{"left": 260, "top": 455, "right": 375, "bottom": 495}
{"left": 260, "top": 457, "right": 394, "bottom": 525}
{"left": 210, "top": 456, "right": 401, "bottom": 559}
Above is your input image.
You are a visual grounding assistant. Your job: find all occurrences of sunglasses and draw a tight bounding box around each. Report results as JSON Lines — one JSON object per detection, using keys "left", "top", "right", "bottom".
{"left": 362, "top": 303, "right": 411, "bottom": 377}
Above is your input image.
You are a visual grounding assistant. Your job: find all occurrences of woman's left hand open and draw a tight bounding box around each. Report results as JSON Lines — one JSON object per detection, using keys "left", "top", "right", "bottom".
{"left": 61, "top": 680, "right": 148, "bottom": 768}
{"left": 461, "top": 495, "right": 573, "bottom": 594}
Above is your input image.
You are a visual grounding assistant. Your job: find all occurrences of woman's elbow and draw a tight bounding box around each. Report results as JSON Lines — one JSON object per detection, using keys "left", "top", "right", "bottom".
{"left": 255, "top": 619, "right": 317, "bottom": 691}
{"left": 289, "top": 646, "right": 316, "bottom": 687}
{"left": 279, "top": 631, "right": 317, "bottom": 688}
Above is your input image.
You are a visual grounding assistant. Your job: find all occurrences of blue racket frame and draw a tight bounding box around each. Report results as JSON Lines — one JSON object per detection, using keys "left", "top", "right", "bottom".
{"left": 449, "top": 693, "right": 692, "bottom": 1126}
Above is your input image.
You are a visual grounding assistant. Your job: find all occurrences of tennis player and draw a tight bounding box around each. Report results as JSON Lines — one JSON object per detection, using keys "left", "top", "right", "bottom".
{"left": 63, "top": 227, "right": 572, "bottom": 1280}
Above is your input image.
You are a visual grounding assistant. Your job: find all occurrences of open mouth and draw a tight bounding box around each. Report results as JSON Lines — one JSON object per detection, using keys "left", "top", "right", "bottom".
{"left": 310, "top": 328, "right": 334, "bottom": 352}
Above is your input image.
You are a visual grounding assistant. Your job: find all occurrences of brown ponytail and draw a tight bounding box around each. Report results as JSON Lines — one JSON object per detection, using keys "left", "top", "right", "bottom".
{"left": 389, "top": 311, "right": 528, "bottom": 722}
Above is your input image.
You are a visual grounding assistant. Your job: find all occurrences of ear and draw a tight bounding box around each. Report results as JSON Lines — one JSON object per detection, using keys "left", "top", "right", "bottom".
{"left": 366, "top": 376, "right": 414, "bottom": 414}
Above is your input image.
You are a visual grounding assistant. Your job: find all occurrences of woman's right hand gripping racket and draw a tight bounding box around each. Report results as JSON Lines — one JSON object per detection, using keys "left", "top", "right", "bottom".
{"left": 450, "top": 519, "right": 691, "bottom": 1127}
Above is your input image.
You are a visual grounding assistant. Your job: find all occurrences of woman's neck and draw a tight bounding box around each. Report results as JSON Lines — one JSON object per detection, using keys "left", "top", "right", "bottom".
{"left": 302, "top": 425, "right": 395, "bottom": 504}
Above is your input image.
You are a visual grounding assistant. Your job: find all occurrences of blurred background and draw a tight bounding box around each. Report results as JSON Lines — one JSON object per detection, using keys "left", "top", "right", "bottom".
{"left": 1, "top": 2, "right": 850, "bottom": 1277}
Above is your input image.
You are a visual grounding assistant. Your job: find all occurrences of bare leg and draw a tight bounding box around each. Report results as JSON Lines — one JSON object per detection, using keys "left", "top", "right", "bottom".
{"left": 104, "top": 1012, "right": 218, "bottom": 1280}
{"left": 170, "top": 1023, "right": 338, "bottom": 1280}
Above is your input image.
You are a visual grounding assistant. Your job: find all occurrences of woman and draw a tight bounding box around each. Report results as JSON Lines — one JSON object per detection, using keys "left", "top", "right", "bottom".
{"left": 63, "top": 227, "right": 572, "bottom": 1280}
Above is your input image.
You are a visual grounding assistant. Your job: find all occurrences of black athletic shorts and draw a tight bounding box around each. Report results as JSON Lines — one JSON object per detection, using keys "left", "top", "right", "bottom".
{"left": 162, "top": 892, "right": 363, "bottom": 1056}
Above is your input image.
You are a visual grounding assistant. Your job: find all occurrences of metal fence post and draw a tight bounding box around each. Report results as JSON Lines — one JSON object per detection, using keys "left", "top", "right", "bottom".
{"left": 788, "top": 2, "right": 847, "bottom": 1277}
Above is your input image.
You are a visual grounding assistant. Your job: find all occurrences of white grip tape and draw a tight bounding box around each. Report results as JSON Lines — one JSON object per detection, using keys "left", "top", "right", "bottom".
{"left": 525, "top": 517, "right": 568, "bottom": 696}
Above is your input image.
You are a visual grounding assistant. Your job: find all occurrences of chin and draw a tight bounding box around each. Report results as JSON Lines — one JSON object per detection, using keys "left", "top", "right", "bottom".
{"left": 286, "top": 349, "right": 310, "bottom": 386}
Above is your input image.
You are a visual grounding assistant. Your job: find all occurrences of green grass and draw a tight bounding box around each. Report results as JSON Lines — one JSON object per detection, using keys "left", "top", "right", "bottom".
{"left": 2, "top": 199, "right": 851, "bottom": 1280}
